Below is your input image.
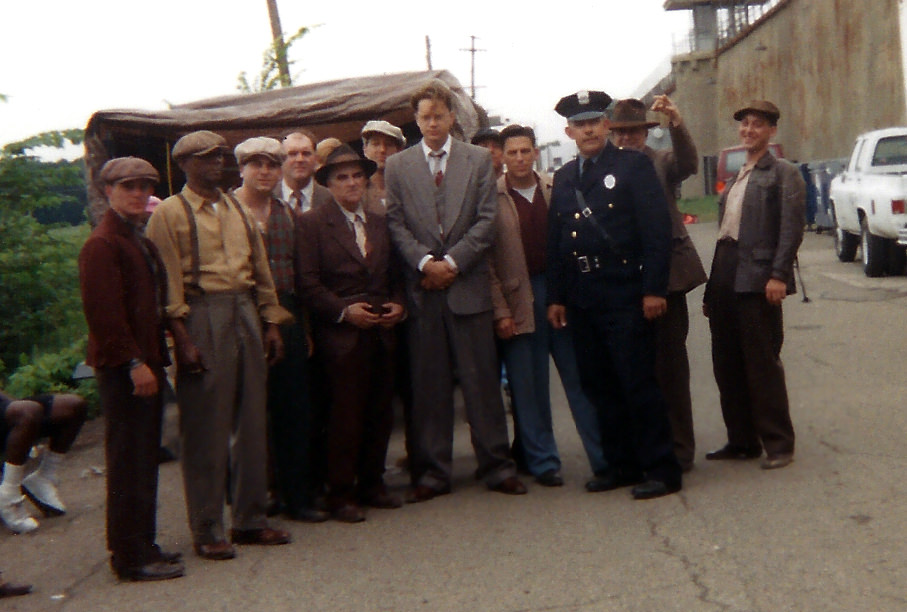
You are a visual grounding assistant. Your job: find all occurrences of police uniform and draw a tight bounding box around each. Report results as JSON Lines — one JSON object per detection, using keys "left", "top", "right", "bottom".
{"left": 547, "top": 91, "right": 682, "bottom": 495}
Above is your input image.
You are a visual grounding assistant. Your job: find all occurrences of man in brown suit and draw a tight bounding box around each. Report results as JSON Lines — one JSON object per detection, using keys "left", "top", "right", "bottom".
{"left": 296, "top": 145, "right": 406, "bottom": 523}
{"left": 79, "top": 157, "right": 183, "bottom": 581}
{"left": 610, "top": 96, "right": 708, "bottom": 472}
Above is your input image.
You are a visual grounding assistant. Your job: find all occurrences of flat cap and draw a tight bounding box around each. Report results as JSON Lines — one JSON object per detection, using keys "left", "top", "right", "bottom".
{"left": 172, "top": 130, "right": 228, "bottom": 160}
{"left": 99, "top": 157, "right": 159, "bottom": 184}
{"left": 361, "top": 120, "right": 406, "bottom": 148}
{"left": 234, "top": 136, "right": 286, "bottom": 165}
{"left": 733, "top": 100, "right": 781, "bottom": 123}
{"left": 555, "top": 90, "right": 613, "bottom": 121}
{"left": 470, "top": 128, "right": 502, "bottom": 147}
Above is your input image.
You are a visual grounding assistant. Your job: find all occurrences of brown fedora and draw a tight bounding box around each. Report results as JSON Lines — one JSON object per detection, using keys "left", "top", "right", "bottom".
{"left": 609, "top": 99, "right": 660, "bottom": 129}
{"left": 314, "top": 144, "right": 377, "bottom": 186}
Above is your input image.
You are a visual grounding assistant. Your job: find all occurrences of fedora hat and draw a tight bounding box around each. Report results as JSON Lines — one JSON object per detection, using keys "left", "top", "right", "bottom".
{"left": 609, "top": 99, "right": 660, "bottom": 129}
{"left": 314, "top": 144, "right": 377, "bottom": 186}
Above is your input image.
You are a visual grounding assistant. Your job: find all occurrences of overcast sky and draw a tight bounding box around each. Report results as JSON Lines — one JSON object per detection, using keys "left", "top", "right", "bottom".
{"left": 1, "top": 0, "right": 691, "bottom": 158}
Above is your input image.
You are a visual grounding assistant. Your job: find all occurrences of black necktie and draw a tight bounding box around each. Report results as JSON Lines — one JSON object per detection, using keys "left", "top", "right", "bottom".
{"left": 582, "top": 157, "right": 594, "bottom": 179}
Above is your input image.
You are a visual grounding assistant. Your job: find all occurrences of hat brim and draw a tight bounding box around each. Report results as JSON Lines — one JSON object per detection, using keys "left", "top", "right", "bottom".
{"left": 315, "top": 158, "right": 378, "bottom": 186}
{"left": 733, "top": 107, "right": 779, "bottom": 122}
{"left": 237, "top": 152, "right": 285, "bottom": 166}
{"left": 609, "top": 120, "right": 660, "bottom": 130}
{"left": 112, "top": 174, "right": 159, "bottom": 185}
{"left": 567, "top": 111, "right": 606, "bottom": 122}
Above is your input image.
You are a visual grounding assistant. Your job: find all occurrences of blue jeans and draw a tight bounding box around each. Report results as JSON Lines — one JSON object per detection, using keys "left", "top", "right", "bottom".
{"left": 502, "top": 274, "right": 607, "bottom": 476}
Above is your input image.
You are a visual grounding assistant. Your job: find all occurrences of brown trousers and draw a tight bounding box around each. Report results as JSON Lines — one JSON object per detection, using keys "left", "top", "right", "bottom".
{"left": 706, "top": 241, "right": 795, "bottom": 456}
{"left": 98, "top": 366, "right": 164, "bottom": 572}
{"left": 178, "top": 292, "right": 268, "bottom": 545}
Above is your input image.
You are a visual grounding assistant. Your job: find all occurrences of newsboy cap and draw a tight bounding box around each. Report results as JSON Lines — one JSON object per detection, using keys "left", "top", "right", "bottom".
{"left": 733, "top": 100, "right": 781, "bottom": 123}
{"left": 555, "top": 90, "right": 613, "bottom": 121}
{"left": 361, "top": 120, "right": 406, "bottom": 148}
{"left": 172, "top": 130, "right": 228, "bottom": 160}
{"left": 234, "top": 137, "right": 286, "bottom": 165}
{"left": 99, "top": 157, "right": 160, "bottom": 185}
{"left": 314, "top": 144, "right": 377, "bottom": 186}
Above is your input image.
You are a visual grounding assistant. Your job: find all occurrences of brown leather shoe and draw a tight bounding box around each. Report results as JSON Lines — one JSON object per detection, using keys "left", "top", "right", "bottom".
{"left": 489, "top": 476, "right": 528, "bottom": 495}
{"left": 195, "top": 540, "right": 236, "bottom": 560}
{"left": 331, "top": 504, "right": 366, "bottom": 523}
{"left": 230, "top": 527, "right": 291, "bottom": 546}
{"left": 362, "top": 492, "right": 403, "bottom": 509}
{"left": 405, "top": 484, "right": 450, "bottom": 504}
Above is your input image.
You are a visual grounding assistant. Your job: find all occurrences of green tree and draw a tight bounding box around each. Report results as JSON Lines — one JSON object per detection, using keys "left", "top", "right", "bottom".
{"left": 236, "top": 25, "right": 316, "bottom": 93}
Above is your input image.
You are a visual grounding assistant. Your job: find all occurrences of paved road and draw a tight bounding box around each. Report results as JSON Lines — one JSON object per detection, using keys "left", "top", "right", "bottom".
{"left": 3, "top": 223, "right": 907, "bottom": 611}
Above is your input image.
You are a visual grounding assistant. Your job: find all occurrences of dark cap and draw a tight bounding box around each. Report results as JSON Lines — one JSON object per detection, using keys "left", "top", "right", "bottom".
{"left": 555, "top": 90, "right": 613, "bottom": 121}
{"left": 733, "top": 100, "right": 781, "bottom": 123}
{"left": 172, "top": 130, "right": 228, "bottom": 160}
{"left": 609, "top": 99, "right": 660, "bottom": 129}
{"left": 99, "top": 157, "right": 160, "bottom": 185}
{"left": 314, "top": 144, "right": 377, "bottom": 186}
{"left": 470, "top": 128, "right": 502, "bottom": 147}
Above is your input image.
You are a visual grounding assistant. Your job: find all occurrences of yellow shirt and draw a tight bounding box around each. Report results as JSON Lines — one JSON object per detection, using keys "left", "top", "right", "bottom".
{"left": 146, "top": 185, "right": 291, "bottom": 324}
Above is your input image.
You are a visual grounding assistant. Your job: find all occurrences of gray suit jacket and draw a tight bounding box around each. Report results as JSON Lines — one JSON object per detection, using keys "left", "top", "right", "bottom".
{"left": 385, "top": 139, "right": 497, "bottom": 316}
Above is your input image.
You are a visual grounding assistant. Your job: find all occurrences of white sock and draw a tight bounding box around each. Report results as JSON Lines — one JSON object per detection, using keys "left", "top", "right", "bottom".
{"left": 36, "top": 450, "right": 65, "bottom": 483}
{"left": 0, "top": 462, "right": 26, "bottom": 498}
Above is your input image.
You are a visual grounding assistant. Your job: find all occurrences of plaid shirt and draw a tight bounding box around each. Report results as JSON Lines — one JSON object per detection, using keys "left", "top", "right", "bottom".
{"left": 263, "top": 198, "right": 296, "bottom": 294}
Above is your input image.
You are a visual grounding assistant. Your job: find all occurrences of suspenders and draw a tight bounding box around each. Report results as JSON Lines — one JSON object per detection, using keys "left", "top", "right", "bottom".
{"left": 176, "top": 191, "right": 261, "bottom": 296}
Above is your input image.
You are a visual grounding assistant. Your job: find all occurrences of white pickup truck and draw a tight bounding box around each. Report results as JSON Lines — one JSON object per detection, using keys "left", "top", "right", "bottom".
{"left": 831, "top": 127, "right": 907, "bottom": 277}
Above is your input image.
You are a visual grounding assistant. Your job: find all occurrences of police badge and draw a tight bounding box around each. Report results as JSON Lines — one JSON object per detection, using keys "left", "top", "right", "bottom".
{"left": 603, "top": 174, "right": 616, "bottom": 189}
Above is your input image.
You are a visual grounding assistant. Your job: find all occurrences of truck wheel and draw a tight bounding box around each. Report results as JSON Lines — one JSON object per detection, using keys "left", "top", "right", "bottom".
{"left": 861, "top": 216, "right": 888, "bottom": 277}
{"left": 887, "top": 242, "right": 907, "bottom": 275}
{"left": 834, "top": 224, "right": 858, "bottom": 262}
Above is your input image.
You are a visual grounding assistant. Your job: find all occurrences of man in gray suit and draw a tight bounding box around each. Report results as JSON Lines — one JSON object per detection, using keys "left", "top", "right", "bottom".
{"left": 385, "top": 80, "right": 526, "bottom": 501}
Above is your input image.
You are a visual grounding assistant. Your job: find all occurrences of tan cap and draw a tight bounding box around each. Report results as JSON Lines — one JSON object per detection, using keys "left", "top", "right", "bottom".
{"left": 361, "top": 120, "right": 406, "bottom": 148}
{"left": 315, "top": 137, "right": 344, "bottom": 166}
{"left": 234, "top": 136, "right": 286, "bottom": 165}
{"left": 99, "top": 157, "right": 160, "bottom": 184}
{"left": 172, "top": 130, "right": 228, "bottom": 160}
{"left": 733, "top": 100, "right": 781, "bottom": 123}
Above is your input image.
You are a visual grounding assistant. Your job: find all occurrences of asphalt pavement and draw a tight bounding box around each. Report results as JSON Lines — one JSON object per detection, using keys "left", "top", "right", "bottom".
{"left": 2, "top": 222, "right": 907, "bottom": 611}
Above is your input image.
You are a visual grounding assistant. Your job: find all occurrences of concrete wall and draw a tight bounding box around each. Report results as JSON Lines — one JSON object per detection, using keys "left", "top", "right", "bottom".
{"left": 670, "top": 0, "right": 905, "bottom": 197}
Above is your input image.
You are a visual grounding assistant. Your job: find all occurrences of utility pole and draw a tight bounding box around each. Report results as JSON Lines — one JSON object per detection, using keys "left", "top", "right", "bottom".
{"left": 266, "top": 0, "right": 292, "bottom": 87}
{"left": 425, "top": 35, "right": 433, "bottom": 70}
{"left": 460, "top": 35, "right": 485, "bottom": 100}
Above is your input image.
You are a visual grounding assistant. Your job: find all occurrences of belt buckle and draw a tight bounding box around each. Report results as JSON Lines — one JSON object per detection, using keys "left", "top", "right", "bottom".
{"left": 577, "top": 255, "right": 591, "bottom": 273}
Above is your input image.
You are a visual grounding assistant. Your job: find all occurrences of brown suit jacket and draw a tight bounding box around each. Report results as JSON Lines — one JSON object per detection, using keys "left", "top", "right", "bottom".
{"left": 295, "top": 200, "right": 404, "bottom": 362}
{"left": 489, "top": 172, "right": 553, "bottom": 335}
{"left": 644, "top": 122, "right": 708, "bottom": 294}
{"left": 79, "top": 209, "right": 169, "bottom": 368}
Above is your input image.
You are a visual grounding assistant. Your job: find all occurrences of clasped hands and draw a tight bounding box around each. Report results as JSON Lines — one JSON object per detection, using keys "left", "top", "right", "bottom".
{"left": 420, "top": 258, "right": 457, "bottom": 291}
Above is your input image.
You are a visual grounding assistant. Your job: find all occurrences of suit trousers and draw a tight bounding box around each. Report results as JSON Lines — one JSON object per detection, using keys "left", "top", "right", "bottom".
{"left": 97, "top": 366, "right": 164, "bottom": 572}
{"left": 655, "top": 292, "right": 696, "bottom": 468}
{"left": 267, "top": 294, "right": 318, "bottom": 513}
{"left": 706, "top": 241, "right": 795, "bottom": 456}
{"left": 408, "top": 291, "right": 516, "bottom": 490}
{"left": 569, "top": 295, "right": 681, "bottom": 485}
{"left": 324, "top": 330, "right": 395, "bottom": 507}
{"left": 177, "top": 292, "right": 268, "bottom": 545}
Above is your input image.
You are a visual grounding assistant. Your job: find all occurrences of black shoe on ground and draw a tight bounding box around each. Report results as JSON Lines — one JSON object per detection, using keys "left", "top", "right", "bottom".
{"left": 631, "top": 480, "right": 681, "bottom": 500}
{"left": 585, "top": 468, "right": 644, "bottom": 493}
{"left": 534, "top": 470, "right": 564, "bottom": 487}
{"left": 287, "top": 507, "right": 330, "bottom": 523}
{"left": 705, "top": 444, "right": 762, "bottom": 461}
{"left": 117, "top": 561, "right": 184, "bottom": 582}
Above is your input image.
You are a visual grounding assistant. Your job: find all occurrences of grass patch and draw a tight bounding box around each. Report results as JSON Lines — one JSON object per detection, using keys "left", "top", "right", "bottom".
{"left": 678, "top": 195, "right": 719, "bottom": 223}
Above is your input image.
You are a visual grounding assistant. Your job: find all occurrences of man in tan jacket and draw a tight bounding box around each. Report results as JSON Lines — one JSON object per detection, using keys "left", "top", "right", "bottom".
{"left": 490, "top": 124, "right": 607, "bottom": 489}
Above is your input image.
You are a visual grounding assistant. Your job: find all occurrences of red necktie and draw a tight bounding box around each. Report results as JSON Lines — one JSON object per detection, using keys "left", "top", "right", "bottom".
{"left": 430, "top": 150, "right": 446, "bottom": 187}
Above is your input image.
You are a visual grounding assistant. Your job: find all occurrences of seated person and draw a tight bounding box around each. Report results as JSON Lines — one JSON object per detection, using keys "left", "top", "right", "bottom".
{"left": 0, "top": 390, "right": 87, "bottom": 533}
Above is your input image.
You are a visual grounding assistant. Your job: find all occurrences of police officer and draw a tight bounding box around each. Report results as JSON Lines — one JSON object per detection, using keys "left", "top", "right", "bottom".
{"left": 546, "top": 90, "right": 682, "bottom": 500}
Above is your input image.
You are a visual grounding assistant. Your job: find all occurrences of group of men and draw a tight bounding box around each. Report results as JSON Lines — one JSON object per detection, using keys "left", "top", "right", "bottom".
{"left": 62, "top": 78, "right": 806, "bottom": 585}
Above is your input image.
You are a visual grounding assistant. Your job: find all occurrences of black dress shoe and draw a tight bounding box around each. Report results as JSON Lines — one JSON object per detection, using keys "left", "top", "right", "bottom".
{"left": 0, "top": 574, "right": 31, "bottom": 599}
{"left": 489, "top": 476, "right": 528, "bottom": 495}
{"left": 631, "top": 480, "right": 681, "bottom": 500}
{"left": 230, "top": 527, "right": 291, "bottom": 546}
{"left": 287, "top": 507, "right": 330, "bottom": 523}
{"left": 152, "top": 546, "right": 183, "bottom": 564}
{"left": 534, "top": 470, "right": 564, "bottom": 487}
{"left": 405, "top": 485, "right": 450, "bottom": 504}
{"left": 705, "top": 444, "right": 762, "bottom": 461}
{"left": 117, "top": 561, "right": 184, "bottom": 582}
{"left": 361, "top": 492, "right": 403, "bottom": 509}
{"left": 585, "top": 468, "right": 644, "bottom": 493}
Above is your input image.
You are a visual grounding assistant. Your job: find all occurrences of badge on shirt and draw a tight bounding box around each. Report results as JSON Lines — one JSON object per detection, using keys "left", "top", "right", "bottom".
{"left": 603, "top": 174, "right": 616, "bottom": 189}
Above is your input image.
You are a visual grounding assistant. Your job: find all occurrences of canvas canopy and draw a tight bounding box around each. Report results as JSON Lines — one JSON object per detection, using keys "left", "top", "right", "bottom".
{"left": 84, "top": 69, "right": 486, "bottom": 222}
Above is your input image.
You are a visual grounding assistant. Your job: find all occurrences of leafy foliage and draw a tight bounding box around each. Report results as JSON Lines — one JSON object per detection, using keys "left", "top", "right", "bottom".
{"left": 237, "top": 25, "right": 316, "bottom": 93}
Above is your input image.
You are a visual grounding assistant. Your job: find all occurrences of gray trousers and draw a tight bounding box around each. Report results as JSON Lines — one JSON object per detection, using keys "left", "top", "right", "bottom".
{"left": 177, "top": 291, "right": 268, "bottom": 545}
{"left": 408, "top": 292, "right": 515, "bottom": 491}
